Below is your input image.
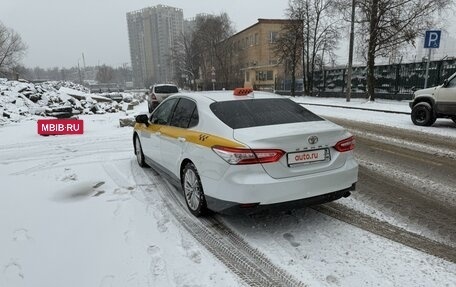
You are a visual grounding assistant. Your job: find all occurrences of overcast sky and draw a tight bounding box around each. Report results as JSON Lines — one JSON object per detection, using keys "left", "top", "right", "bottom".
{"left": 2, "top": 1, "right": 455, "bottom": 69}
{"left": 1, "top": 0, "right": 290, "bottom": 69}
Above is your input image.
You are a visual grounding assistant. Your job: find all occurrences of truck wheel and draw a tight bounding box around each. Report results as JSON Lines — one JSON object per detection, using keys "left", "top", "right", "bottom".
{"left": 411, "top": 102, "right": 436, "bottom": 126}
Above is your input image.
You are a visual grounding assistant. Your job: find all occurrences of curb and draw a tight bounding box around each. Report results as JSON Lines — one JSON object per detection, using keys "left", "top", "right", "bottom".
{"left": 296, "top": 102, "right": 411, "bottom": 115}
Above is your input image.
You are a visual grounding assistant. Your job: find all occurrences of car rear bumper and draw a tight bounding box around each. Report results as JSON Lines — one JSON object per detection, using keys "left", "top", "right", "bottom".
{"left": 201, "top": 158, "right": 358, "bottom": 212}
{"left": 206, "top": 183, "right": 355, "bottom": 214}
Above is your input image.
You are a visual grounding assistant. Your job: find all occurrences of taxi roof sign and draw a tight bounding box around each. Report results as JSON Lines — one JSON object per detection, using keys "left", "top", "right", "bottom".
{"left": 233, "top": 88, "right": 253, "bottom": 96}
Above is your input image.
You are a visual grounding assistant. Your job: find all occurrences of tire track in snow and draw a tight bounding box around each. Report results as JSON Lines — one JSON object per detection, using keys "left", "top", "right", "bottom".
{"left": 131, "top": 163, "right": 305, "bottom": 287}
{"left": 313, "top": 202, "right": 456, "bottom": 263}
{"left": 9, "top": 149, "right": 131, "bottom": 175}
{"left": 324, "top": 116, "right": 456, "bottom": 256}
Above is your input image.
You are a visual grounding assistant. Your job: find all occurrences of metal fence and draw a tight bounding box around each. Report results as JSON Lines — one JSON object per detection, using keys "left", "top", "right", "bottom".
{"left": 279, "top": 59, "right": 456, "bottom": 100}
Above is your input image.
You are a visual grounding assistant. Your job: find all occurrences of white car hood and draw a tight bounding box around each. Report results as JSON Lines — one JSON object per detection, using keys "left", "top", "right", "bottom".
{"left": 415, "top": 86, "right": 440, "bottom": 96}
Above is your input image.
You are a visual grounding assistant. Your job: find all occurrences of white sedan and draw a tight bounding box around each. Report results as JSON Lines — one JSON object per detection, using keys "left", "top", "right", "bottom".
{"left": 133, "top": 89, "right": 358, "bottom": 216}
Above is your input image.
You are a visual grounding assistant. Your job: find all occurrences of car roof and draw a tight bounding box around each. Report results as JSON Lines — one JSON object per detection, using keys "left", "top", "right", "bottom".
{"left": 174, "top": 90, "right": 284, "bottom": 104}
{"left": 153, "top": 84, "right": 178, "bottom": 87}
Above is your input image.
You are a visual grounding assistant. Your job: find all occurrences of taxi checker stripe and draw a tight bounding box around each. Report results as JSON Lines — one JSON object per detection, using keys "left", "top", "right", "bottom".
{"left": 137, "top": 124, "right": 245, "bottom": 149}
{"left": 161, "top": 126, "right": 245, "bottom": 148}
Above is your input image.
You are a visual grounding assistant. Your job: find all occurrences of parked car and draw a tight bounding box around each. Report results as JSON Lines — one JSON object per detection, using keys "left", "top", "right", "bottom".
{"left": 148, "top": 84, "right": 179, "bottom": 113}
{"left": 133, "top": 88, "right": 358, "bottom": 216}
{"left": 410, "top": 72, "right": 456, "bottom": 126}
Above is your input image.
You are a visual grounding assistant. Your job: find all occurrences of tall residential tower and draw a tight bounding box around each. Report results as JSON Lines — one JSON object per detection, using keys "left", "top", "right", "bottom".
{"left": 127, "top": 5, "right": 183, "bottom": 88}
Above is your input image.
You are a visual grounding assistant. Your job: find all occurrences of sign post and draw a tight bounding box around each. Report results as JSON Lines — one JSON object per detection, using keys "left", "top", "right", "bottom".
{"left": 423, "top": 30, "right": 441, "bottom": 88}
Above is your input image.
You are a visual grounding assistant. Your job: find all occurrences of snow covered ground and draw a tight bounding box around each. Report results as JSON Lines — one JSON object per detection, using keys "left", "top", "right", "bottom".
{"left": 0, "top": 97, "right": 455, "bottom": 287}
{"left": 0, "top": 110, "right": 240, "bottom": 287}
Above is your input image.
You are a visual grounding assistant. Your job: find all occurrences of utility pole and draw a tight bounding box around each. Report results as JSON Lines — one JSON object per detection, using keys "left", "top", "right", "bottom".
{"left": 346, "top": 0, "right": 356, "bottom": 102}
{"left": 82, "top": 53, "right": 86, "bottom": 83}
{"left": 77, "top": 60, "right": 83, "bottom": 85}
{"left": 211, "top": 66, "right": 216, "bottom": 91}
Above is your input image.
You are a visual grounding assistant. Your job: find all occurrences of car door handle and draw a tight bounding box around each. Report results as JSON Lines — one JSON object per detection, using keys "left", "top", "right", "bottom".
{"left": 177, "top": 137, "right": 186, "bottom": 143}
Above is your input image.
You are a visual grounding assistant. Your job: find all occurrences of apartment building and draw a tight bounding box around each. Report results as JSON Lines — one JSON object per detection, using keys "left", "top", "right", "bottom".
{"left": 228, "top": 19, "right": 295, "bottom": 91}
{"left": 127, "top": 5, "right": 183, "bottom": 88}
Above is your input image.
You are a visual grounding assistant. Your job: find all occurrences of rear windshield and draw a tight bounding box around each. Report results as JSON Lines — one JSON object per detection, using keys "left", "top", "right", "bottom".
{"left": 154, "top": 85, "right": 178, "bottom": 93}
{"left": 210, "top": 98, "right": 323, "bottom": 129}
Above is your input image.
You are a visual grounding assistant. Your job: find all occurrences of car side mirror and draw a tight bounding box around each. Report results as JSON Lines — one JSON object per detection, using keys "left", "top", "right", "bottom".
{"left": 443, "top": 79, "right": 448, "bottom": 87}
{"left": 135, "top": 114, "right": 149, "bottom": 126}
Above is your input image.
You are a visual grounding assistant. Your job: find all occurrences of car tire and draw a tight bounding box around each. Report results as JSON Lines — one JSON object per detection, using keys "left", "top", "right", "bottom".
{"left": 134, "top": 136, "right": 148, "bottom": 168}
{"left": 411, "top": 102, "right": 436, "bottom": 126}
{"left": 182, "top": 163, "right": 207, "bottom": 217}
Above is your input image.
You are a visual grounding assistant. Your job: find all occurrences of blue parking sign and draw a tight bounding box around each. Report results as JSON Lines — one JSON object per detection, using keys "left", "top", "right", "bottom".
{"left": 424, "top": 30, "right": 441, "bottom": 48}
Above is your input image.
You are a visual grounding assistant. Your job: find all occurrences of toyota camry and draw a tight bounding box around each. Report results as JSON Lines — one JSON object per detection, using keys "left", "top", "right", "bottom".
{"left": 133, "top": 88, "right": 358, "bottom": 216}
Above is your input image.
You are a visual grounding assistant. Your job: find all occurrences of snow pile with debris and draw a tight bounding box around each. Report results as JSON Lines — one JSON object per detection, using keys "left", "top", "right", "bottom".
{"left": 0, "top": 78, "right": 141, "bottom": 125}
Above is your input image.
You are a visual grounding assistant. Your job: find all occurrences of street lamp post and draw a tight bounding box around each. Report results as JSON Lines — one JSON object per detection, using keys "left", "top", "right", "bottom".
{"left": 346, "top": 0, "right": 356, "bottom": 102}
{"left": 211, "top": 66, "right": 216, "bottom": 91}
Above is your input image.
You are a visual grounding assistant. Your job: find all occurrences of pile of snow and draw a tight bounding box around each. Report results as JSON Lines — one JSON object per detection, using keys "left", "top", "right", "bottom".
{"left": 0, "top": 79, "right": 142, "bottom": 125}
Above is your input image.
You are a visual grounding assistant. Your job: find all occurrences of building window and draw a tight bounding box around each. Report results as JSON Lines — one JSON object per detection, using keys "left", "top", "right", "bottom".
{"left": 269, "top": 32, "right": 278, "bottom": 43}
{"left": 256, "top": 71, "right": 274, "bottom": 81}
{"left": 254, "top": 33, "right": 259, "bottom": 45}
{"left": 246, "top": 71, "right": 250, "bottom": 82}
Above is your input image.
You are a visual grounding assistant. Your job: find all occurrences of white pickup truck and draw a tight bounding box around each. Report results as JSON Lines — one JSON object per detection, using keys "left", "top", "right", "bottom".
{"left": 410, "top": 72, "right": 456, "bottom": 126}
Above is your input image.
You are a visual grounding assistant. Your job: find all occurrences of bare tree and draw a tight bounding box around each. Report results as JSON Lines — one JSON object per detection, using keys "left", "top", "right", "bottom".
{"left": 170, "top": 14, "right": 235, "bottom": 90}
{"left": 112, "top": 64, "right": 132, "bottom": 87}
{"left": 192, "top": 13, "right": 235, "bottom": 90}
{"left": 171, "top": 28, "right": 200, "bottom": 90}
{"left": 353, "top": 0, "right": 451, "bottom": 101}
{"left": 286, "top": 0, "right": 341, "bottom": 95}
{"left": 96, "top": 65, "right": 114, "bottom": 83}
{"left": 273, "top": 20, "right": 304, "bottom": 96}
{"left": 0, "top": 22, "right": 27, "bottom": 75}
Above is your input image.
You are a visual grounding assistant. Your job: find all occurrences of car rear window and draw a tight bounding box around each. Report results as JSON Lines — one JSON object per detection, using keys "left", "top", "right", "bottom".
{"left": 210, "top": 98, "right": 323, "bottom": 129}
{"left": 154, "top": 85, "right": 178, "bottom": 93}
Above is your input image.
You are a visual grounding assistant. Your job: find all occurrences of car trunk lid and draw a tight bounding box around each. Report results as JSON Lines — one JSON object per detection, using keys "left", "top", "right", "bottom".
{"left": 233, "top": 121, "right": 349, "bottom": 179}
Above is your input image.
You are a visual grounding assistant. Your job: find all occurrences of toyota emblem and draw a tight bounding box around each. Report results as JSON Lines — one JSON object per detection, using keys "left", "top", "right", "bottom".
{"left": 308, "top": 136, "right": 318, "bottom": 145}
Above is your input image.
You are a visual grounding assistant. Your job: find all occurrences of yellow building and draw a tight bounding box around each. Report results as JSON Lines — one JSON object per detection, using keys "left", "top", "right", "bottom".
{"left": 228, "top": 19, "right": 295, "bottom": 91}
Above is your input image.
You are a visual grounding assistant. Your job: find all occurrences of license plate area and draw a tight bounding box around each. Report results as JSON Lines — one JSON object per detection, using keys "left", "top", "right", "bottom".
{"left": 287, "top": 148, "right": 330, "bottom": 166}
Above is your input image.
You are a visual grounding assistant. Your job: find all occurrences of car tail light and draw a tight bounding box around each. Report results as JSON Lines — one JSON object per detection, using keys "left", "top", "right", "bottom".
{"left": 334, "top": 136, "right": 355, "bottom": 152}
{"left": 151, "top": 93, "right": 157, "bottom": 100}
{"left": 212, "top": 146, "right": 284, "bottom": 165}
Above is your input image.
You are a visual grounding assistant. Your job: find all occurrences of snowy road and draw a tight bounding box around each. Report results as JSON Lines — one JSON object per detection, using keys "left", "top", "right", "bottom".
{"left": 328, "top": 117, "right": 456, "bottom": 249}
{"left": 1, "top": 102, "right": 455, "bottom": 286}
